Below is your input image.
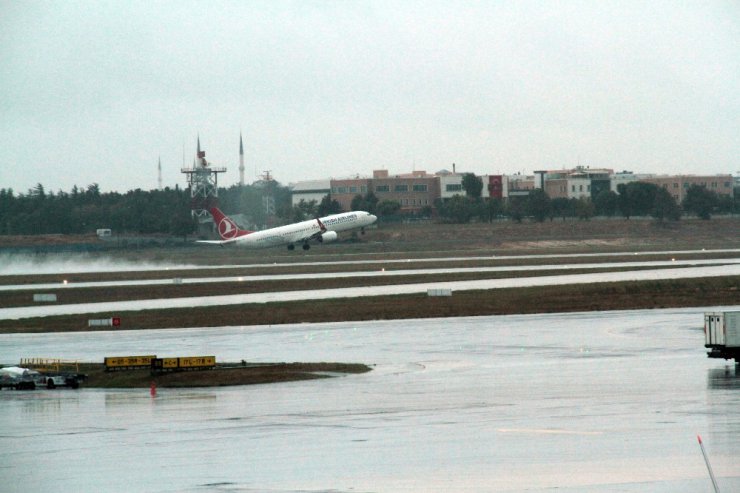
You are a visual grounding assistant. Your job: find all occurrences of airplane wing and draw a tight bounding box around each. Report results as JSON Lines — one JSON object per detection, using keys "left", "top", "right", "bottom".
{"left": 300, "top": 218, "right": 337, "bottom": 244}
{"left": 299, "top": 218, "right": 329, "bottom": 242}
{"left": 196, "top": 238, "right": 243, "bottom": 246}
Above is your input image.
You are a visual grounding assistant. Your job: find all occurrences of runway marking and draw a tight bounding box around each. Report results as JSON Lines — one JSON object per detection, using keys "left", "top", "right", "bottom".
{"left": 497, "top": 428, "right": 603, "bottom": 436}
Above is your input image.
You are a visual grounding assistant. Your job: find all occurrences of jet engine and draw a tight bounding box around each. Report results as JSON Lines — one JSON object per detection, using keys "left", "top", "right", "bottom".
{"left": 318, "top": 231, "right": 338, "bottom": 243}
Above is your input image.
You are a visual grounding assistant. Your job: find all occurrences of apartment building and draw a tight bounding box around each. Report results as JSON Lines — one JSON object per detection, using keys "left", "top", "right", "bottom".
{"left": 640, "top": 175, "right": 734, "bottom": 203}
{"left": 535, "top": 167, "right": 613, "bottom": 199}
{"left": 329, "top": 177, "right": 371, "bottom": 210}
{"left": 293, "top": 168, "right": 735, "bottom": 213}
{"left": 329, "top": 170, "right": 440, "bottom": 213}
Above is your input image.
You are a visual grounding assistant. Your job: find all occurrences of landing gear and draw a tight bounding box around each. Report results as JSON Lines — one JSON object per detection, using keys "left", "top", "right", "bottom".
{"left": 360, "top": 227, "right": 366, "bottom": 235}
{"left": 287, "top": 244, "right": 295, "bottom": 251}
{"left": 302, "top": 243, "right": 310, "bottom": 251}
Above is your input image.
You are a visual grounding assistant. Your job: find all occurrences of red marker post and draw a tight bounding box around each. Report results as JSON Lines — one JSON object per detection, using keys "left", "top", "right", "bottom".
{"left": 150, "top": 381, "right": 157, "bottom": 398}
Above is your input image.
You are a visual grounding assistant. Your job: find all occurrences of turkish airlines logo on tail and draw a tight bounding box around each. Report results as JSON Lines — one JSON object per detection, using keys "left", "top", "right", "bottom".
{"left": 218, "top": 218, "right": 239, "bottom": 239}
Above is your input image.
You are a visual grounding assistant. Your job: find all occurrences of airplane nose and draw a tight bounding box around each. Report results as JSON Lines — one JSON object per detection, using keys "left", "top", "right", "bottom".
{"left": 369, "top": 214, "right": 377, "bottom": 222}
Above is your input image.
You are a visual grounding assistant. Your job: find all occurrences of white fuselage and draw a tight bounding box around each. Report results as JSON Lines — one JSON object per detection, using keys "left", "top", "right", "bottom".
{"left": 233, "top": 211, "right": 376, "bottom": 248}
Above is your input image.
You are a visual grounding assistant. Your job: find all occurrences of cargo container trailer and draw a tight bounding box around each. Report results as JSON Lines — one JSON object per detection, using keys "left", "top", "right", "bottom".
{"left": 704, "top": 311, "right": 740, "bottom": 363}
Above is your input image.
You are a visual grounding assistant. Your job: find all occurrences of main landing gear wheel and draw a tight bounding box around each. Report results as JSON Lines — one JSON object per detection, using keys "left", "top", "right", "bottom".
{"left": 287, "top": 244, "right": 295, "bottom": 251}
{"left": 302, "top": 243, "right": 310, "bottom": 251}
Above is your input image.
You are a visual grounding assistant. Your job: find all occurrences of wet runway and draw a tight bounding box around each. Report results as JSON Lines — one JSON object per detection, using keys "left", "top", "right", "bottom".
{"left": 1, "top": 258, "right": 738, "bottom": 292}
{"left": 3, "top": 248, "right": 739, "bottom": 276}
{"left": 1, "top": 308, "right": 739, "bottom": 492}
{"left": 2, "top": 262, "right": 739, "bottom": 320}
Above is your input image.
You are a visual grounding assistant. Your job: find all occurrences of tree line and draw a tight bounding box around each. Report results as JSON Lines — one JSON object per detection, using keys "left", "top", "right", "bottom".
{"left": 0, "top": 176, "right": 736, "bottom": 236}
{"left": 0, "top": 184, "right": 196, "bottom": 236}
{"left": 0, "top": 181, "right": 345, "bottom": 236}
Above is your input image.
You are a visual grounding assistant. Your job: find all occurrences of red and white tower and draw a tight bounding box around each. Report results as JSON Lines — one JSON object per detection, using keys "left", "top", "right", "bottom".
{"left": 181, "top": 136, "right": 226, "bottom": 220}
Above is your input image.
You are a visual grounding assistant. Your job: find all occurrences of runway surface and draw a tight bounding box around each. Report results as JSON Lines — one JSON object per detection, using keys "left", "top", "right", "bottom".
{"left": 1, "top": 308, "right": 739, "bottom": 492}
{"left": 1, "top": 257, "right": 737, "bottom": 292}
{"left": 2, "top": 248, "right": 739, "bottom": 276}
{"left": 2, "top": 262, "right": 739, "bottom": 320}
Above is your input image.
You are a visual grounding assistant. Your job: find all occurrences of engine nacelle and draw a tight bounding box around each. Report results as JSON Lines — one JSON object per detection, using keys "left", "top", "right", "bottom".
{"left": 318, "top": 231, "right": 338, "bottom": 243}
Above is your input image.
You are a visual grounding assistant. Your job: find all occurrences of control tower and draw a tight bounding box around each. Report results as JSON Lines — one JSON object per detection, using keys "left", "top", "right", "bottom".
{"left": 180, "top": 138, "right": 226, "bottom": 220}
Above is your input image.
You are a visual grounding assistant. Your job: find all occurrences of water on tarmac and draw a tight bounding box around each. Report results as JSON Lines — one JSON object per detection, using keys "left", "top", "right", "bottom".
{"left": 1, "top": 308, "right": 739, "bottom": 492}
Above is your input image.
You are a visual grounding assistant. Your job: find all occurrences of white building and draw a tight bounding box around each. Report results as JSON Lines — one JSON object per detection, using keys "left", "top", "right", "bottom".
{"left": 438, "top": 172, "right": 465, "bottom": 201}
{"left": 290, "top": 180, "right": 331, "bottom": 207}
{"left": 610, "top": 172, "right": 654, "bottom": 193}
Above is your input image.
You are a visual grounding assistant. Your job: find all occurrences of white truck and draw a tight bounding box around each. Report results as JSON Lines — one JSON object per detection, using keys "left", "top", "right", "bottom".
{"left": 704, "top": 311, "right": 740, "bottom": 363}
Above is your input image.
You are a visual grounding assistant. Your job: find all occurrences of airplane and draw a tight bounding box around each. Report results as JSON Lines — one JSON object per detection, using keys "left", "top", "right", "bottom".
{"left": 199, "top": 206, "right": 377, "bottom": 250}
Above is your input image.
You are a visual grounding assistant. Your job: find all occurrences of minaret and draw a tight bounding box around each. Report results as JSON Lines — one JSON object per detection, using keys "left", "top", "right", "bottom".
{"left": 157, "top": 156, "right": 163, "bottom": 190}
{"left": 239, "top": 132, "right": 245, "bottom": 186}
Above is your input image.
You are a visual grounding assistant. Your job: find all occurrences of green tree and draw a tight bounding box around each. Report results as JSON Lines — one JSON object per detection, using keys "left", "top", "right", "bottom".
{"left": 171, "top": 205, "right": 197, "bottom": 239}
{"left": 575, "top": 197, "right": 595, "bottom": 220}
{"left": 419, "top": 205, "right": 434, "bottom": 219}
{"left": 350, "top": 191, "right": 378, "bottom": 214}
{"left": 652, "top": 188, "right": 681, "bottom": 222}
{"left": 376, "top": 200, "right": 401, "bottom": 217}
{"left": 479, "top": 198, "right": 503, "bottom": 223}
{"left": 461, "top": 173, "right": 483, "bottom": 199}
{"left": 682, "top": 185, "right": 719, "bottom": 220}
{"left": 318, "top": 195, "right": 342, "bottom": 215}
{"left": 617, "top": 182, "right": 659, "bottom": 218}
{"left": 292, "top": 199, "right": 318, "bottom": 221}
{"left": 716, "top": 193, "right": 734, "bottom": 215}
{"left": 437, "top": 195, "right": 474, "bottom": 223}
{"left": 526, "top": 189, "right": 551, "bottom": 222}
{"left": 507, "top": 196, "right": 526, "bottom": 223}
{"left": 551, "top": 197, "right": 575, "bottom": 220}
{"left": 30, "top": 183, "right": 46, "bottom": 200}
{"left": 594, "top": 190, "right": 619, "bottom": 217}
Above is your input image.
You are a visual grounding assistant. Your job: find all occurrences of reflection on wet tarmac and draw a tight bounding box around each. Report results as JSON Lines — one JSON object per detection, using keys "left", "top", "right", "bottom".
{"left": 707, "top": 366, "right": 740, "bottom": 390}
{"left": 1, "top": 308, "right": 738, "bottom": 492}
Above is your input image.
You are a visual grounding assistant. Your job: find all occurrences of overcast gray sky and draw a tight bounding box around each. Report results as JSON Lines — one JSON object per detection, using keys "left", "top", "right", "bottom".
{"left": 1, "top": 0, "right": 738, "bottom": 193}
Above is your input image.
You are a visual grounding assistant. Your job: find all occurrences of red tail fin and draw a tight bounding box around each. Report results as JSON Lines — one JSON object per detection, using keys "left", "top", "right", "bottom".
{"left": 209, "top": 207, "right": 253, "bottom": 240}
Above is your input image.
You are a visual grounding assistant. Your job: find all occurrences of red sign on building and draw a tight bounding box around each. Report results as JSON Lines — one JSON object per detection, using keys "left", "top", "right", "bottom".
{"left": 488, "top": 175, "right": 503, "bottom": 199}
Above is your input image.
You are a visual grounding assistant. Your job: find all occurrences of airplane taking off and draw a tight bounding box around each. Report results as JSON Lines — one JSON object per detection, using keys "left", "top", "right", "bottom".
{"left": 200, "top": 207, "right": 377, "bottom": 250}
